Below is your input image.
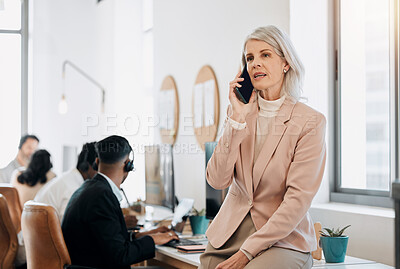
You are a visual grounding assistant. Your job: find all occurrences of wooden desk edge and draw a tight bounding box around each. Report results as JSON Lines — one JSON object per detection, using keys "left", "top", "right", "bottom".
{"left": 148, "top": 250, "right": 198, "bottom": 269}
{"left": 150, "top": 248, "right": 384, "bottom": 269}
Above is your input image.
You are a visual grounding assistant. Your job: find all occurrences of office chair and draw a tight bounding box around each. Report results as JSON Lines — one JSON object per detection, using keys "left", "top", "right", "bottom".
{"left": 21, "top": 201, "right": 99, "bottom": 269}
{"left": 0, "top": 184, "right": 22, "bottom": 233}
{"left": 0, "top": 194, "right": 18, "bottom": 269}
{"left": 21, "top": 201, "right": 164, "bottom": 269}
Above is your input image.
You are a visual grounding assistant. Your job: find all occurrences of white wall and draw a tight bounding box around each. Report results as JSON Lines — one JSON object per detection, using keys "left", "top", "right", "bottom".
{"left": 113, "top": 0, "right": 155, "bottom": 204}
{"left": 290, "top": 0, "right": 331, "bottom": 205}
{"left": 31, "top": 0, "right": 153, "bottom": 203}
{"left": 153, "top": 0, "right": 290, "bottom": 211}
{"left": 31, "top": 0, "right": 115, "bottom": 174}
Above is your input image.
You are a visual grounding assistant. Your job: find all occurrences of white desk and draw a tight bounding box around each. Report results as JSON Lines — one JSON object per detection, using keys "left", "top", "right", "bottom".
{"left": 313, "top": 256, "right": 393, "bottom": 268}
{"left": 149, "top": 246, "right": 394, "bottom": 269}
{"left": 143, "top": 206, "right": 394, "bottom": 268}
{"left": 155, "top": 246, "right": 201, "bottom": 267}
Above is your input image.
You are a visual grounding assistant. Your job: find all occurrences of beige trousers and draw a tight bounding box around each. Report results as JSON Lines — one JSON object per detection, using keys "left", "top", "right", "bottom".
{"left": 199, "top": 214, "right": 312, "bottom": 269}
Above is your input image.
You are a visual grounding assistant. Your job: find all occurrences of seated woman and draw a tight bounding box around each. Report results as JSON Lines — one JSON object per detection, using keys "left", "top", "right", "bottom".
{"left": 199, "top": 25, "right": 326, "bottom": 269}
{"left": 10, "top": 149, "right": 56, "bottom": 267}
{"left": 11, "top": 149, "right": 56, "bottom": 207}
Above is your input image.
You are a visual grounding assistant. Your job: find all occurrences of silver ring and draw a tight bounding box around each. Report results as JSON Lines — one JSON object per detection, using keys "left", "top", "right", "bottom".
{"left": 168, "top": 232, "right": 173, "bottom": 236}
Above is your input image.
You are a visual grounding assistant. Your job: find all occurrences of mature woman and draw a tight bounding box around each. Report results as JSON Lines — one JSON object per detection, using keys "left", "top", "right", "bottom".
{"left": 11, "top": 149, "right": 56, "bottom": 207}
{"left": 199, "top": 26, "right": 326, "bottom": 269}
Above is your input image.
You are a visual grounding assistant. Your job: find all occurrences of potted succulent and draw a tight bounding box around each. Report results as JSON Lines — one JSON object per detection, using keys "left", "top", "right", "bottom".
{"left": 319, "top": 225, "right": 351, "bottom": 263}
{"left": 189, "top": 208, "right": 209, "bottom": 235}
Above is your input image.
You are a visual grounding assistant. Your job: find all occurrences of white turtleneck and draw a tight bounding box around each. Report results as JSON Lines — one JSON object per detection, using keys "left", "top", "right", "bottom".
{"left": 227, "top": 91, "right": 286, "bottom": 161}
{"left": 254, "top": 92, "right": 286, "bottom": 161}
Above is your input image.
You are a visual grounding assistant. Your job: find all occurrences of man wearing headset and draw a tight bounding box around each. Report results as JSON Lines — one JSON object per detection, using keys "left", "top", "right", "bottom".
{"left": 62, "top": 135, "right": 178, "bottom": 269}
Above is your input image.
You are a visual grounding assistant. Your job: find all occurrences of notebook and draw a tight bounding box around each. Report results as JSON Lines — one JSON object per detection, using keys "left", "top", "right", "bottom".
{"left": 177, "top": 244, "right": 207, "bottom": 254}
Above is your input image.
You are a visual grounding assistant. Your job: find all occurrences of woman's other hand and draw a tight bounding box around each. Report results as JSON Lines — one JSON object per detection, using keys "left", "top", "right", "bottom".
{"left": 215, "top": 250, "right": 249, "bottom": 269}
{"left": 228, "top": 70, "right": 257, "bottom": 123}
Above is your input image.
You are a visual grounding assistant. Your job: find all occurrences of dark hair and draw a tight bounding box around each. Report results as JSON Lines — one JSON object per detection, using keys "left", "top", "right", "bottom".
{"left": 17, "top": 149, "right": 52, "bottom": 186}
{"left": 76, "top": 142, "right": 97, "bottom": 172}
{"left": 95, "top": 135, "right": 132, "bottom": 164}
{"left": 18, "top": 134, "right": 40, "bottom": 149}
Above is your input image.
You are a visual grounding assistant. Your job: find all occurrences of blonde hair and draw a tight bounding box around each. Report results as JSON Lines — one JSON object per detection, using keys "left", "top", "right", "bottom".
{"left": 242, "top": 25, "right": 305, "bottom": 101}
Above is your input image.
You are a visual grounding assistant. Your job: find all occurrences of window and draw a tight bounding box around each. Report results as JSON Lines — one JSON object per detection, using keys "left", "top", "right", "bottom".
{"left": 333, "top": 0, "right": 398, "bottom": 207}
{"left": 0, "top": 0, "right": 28, "bottom": 167}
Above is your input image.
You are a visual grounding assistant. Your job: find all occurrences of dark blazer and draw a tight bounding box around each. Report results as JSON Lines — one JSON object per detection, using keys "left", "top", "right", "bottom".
{"left": 62, "top": 174, "right": 155, "bottom": 269}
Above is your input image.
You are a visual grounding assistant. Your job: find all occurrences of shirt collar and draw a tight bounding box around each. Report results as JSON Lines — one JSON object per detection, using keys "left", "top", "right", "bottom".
{"left": 97, "top": 172, "right": 123, "bottom": 202}
{"left": 257, "top": 91, "right": 286, "bottom": 117}
{"left": 13, "top": 158, "right": 22, "bottom": 169}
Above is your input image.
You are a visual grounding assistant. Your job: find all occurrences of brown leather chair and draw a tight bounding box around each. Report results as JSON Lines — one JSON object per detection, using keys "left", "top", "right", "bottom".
{"left": 0, "top": 194, "right": 18, "bottom": 269}
{"left": 0, "top": 184, "right": 22, "bottom": 233}
{"left": 21, "top": 201, "right": 98, "bottom": 269}
{"left": 22, "top": 201, "right": 164, "bottom": 269}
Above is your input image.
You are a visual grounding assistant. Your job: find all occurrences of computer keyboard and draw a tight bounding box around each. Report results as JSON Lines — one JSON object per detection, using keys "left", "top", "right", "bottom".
{"left": 164, "top": 238, "right": 203, "bottom": 248}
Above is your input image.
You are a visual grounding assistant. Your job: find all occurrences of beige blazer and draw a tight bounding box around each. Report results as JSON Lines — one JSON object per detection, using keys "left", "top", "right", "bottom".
{"left": 206, "top": 98, "right": 326, "bottom": 257}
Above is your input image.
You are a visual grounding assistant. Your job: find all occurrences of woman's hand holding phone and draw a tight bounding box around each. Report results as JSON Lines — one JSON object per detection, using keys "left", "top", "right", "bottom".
{"left": 228, "top": 70, "right": 256, "bottom": 123}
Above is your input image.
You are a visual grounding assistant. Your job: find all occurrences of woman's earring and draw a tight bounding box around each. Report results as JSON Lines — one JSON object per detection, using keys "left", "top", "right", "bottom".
{"left": 283, "top": 69, "right": 287, "bottom": 74}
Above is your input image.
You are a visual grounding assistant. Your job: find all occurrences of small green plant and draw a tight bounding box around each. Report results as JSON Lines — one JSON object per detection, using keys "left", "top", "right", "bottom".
{"left": 190, "top": 207, "right": 206, "bottom": 216}
{"left": 320, "top": 225, "right": 351, "bottom": 237}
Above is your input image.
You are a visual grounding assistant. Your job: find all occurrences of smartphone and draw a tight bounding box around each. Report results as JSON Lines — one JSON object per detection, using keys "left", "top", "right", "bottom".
{"left": 234, "top": 66, "right": 254, "bottom": 104}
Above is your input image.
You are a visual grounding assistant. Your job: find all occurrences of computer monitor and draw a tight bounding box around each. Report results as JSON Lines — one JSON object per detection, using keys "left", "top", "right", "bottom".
{"left": 144, "top": 144, "right": 175, "bottom": 212}
{"left": 205, "top": 142, "right": 228, "bottom": 219}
